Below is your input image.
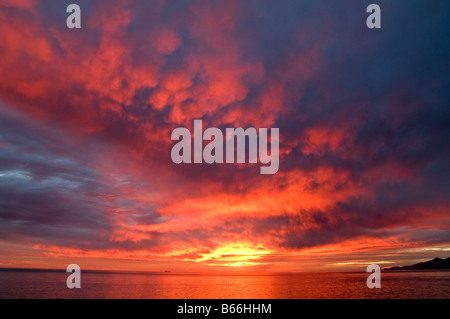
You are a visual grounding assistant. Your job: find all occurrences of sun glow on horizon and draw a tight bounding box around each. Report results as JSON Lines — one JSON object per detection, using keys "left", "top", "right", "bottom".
{"left": 195, "top": 243, "right": 273, "bottom": 267}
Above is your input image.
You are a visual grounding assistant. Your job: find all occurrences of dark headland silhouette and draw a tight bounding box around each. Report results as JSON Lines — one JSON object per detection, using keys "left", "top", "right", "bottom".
{"left": 384, "top": 257, "right": 450, "bottom": 271}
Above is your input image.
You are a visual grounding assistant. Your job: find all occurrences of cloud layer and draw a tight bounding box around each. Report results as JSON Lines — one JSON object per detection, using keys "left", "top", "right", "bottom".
{"left": 0, "top": 0, "right": 449, "bottom": 271}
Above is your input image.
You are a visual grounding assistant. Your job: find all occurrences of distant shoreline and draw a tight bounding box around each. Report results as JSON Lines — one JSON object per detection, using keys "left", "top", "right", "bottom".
{"left": 1, "top": 267, "right": 450, "bottom": 275}
{"left": 382, "top": 269, "right": 450, "bottom": 272}
{"left": 383, "top": 257, "right": 450, "bottom": 271}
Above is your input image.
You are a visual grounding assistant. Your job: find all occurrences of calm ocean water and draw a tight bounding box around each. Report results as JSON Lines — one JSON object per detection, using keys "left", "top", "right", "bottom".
{"left": 0, "top": 270, "right": 449, "bottom": 299}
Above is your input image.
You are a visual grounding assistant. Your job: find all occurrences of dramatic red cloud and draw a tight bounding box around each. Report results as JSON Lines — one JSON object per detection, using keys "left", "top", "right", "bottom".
{"left": 0, "top": 0, "right": 449, "bottom": 273}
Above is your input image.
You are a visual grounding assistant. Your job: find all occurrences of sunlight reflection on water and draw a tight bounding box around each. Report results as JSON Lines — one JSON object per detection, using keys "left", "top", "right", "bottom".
{"left": 1, "top": 271, "right": 449, "bottom": 299}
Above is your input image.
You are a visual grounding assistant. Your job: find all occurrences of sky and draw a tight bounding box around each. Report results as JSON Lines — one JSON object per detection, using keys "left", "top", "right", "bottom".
{"left": 0, "top": 0, "right": 449, "bottom": 273}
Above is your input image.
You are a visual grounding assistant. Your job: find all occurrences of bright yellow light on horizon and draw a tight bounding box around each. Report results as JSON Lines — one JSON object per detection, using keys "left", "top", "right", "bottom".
{"left": 196, "top": 243, "right": 273, "bottom": 267}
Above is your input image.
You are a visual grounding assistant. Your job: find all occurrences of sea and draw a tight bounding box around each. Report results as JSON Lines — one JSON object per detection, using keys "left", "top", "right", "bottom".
{"left": 0, "top": 270, "right": 449, "bottom": 299}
